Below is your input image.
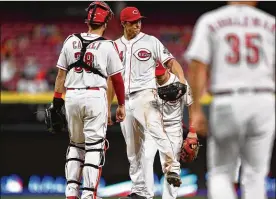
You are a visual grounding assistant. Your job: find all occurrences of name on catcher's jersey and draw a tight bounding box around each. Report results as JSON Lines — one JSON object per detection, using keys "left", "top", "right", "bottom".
{"left": 57, "top": 33, "right": 123, "bottom": 89}
{"left": 157, "top": 73, "right": 193, "bottom": 128}
{"left": 185, "top": 5, "right": 275, "bottom": 92}
{"left": 115, "top": 32, "right": 174, "bottom": 95}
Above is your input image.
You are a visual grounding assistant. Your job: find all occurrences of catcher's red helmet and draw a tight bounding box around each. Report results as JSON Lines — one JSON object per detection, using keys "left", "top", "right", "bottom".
{"left": 85, "top": 1, "right": 113, "bottom": 25}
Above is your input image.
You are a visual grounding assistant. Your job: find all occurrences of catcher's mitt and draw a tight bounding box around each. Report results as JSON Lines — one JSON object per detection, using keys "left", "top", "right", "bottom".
{"left": 180, "top": 136, "right": 200, "bottom": 163}
{"left": 158, "top": 82, "right": 187, "bottom": 101}
{"left": 45, "top": 103, "right": 67, "bottom": 134}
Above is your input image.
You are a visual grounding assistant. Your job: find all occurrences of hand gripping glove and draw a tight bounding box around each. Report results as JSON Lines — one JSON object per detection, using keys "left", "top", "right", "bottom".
{"left": 45, "top": 98, "right": 67, "bottom": 134}
{"left": 158, "top": 82, "right": 187, "bottom": 101}
{"left": 180, "top": 128, "right": 200, "bottom": 163}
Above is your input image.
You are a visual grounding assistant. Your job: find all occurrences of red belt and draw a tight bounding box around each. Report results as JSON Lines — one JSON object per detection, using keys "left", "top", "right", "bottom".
{"left": 67, "top": 87, "right": 99, "bottom": 90}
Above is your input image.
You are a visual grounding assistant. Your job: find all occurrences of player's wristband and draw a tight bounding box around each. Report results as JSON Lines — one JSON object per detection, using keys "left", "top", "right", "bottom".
{"left": 54, "top": 92, "right": 62, "bottom": 98}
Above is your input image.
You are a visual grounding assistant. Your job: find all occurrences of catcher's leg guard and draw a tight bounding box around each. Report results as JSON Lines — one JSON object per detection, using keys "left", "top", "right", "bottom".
{"left": 65, "top": 142, "right": 85, "bottom": 198}
{"left": 81, "top": 138, "right": 107, "bottom": 199}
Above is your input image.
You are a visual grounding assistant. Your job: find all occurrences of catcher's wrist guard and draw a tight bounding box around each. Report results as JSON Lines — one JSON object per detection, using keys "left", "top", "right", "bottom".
{"left": 158, "top": 82, "right": 187, "bottom": 101}
{"left": 53, "top": 97, "right": 64, "bottom": 110}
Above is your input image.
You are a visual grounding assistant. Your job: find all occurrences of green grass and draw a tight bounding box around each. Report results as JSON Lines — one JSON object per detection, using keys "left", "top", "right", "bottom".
{"left": 1, "top": 197, "right": 274, "bottom": 199}
{"left": 0, "top": 197, "right": 206, "bottom": 199}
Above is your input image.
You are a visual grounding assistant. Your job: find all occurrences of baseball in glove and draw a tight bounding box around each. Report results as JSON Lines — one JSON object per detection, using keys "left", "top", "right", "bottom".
{"left": 158, "top": 82, "right": 187, "bottom": 101}
{"left": 45, "top": 98, "right": 67, "bottom": 134}
{"left": 180, "top": 131, "right": 200, "bottom": 163}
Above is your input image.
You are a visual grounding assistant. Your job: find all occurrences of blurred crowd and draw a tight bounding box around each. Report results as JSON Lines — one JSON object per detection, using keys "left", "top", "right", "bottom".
{"left": 1, "top": 24, "right": 63, "bottom": 92}
{"left": 1, "top": 21, "right": 193, "bottom": 93}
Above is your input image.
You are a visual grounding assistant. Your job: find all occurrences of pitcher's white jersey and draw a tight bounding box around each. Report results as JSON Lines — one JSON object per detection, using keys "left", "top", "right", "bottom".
{"left": 158, "top": 73, "right": 193, "bottom": 129}
{"left": 57, "top": 33, "right": 123, "bottom": 89}
{"left": 115, "top": 32, "right": 174, "bottom": 95}
{"left": 185, "top": 5, "right": 275, "bottom": 92}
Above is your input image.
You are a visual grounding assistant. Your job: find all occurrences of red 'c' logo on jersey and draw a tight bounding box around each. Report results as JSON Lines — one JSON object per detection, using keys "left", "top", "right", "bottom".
{"left": 134, "top": 48, "right": 151, "bottom": 61}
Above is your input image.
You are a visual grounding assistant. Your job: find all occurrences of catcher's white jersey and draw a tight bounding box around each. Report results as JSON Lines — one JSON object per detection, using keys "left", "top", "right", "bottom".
{"left": 185, "top": 4, "right": 275, "bottom": 92}
{"left": 158, "top": 73, "right": 193, "bottom": 130}
{"left": 57, "top": 33, "right": 123, "bottom": 89}
{"left": 115, "top": 32, "right": 174, "bottom": 94}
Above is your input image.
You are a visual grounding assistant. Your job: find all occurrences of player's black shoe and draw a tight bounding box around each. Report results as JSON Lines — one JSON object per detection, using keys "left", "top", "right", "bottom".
{"left": 118, "top": 193, "right": 146, "bottom": 199}
{"left": 166, "top": 172, "right": 182, "bottom": 187}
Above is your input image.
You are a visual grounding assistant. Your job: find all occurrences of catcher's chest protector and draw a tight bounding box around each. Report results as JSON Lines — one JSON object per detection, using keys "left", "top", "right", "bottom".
{"left": 67, "top": 34, "right": 107, "bottom": 79}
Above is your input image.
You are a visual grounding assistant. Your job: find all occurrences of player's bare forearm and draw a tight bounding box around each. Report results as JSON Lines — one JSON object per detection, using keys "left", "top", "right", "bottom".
{"left": 187, "top": 104, "right": 197, "bottom": 137}
{"left": 107, "top": 77, "right": 115, "bottom": 109}
{"left": 188, "top": 60, "right": 207, "bottom": 111}
{"left": 188, "top": 104, "right": 195, "bottom": 127}
{"left": 54, "top": 68, "right": 66, "bottom": 94}
{"left": 166, "top": 59, "right": 186, "bottom": 84}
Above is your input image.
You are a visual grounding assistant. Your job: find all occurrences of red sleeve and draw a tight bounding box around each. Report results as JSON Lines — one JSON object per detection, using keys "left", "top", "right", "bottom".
{"left": 110, "top": 72, "right": 125, "bottom": 105}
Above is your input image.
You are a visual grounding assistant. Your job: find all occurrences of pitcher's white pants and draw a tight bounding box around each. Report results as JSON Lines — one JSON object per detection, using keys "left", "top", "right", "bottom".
{"left": 120, "top": 89, "right": 181, "bottom": 198}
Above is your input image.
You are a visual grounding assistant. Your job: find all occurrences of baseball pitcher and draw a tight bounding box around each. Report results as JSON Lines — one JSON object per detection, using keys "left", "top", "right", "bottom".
{"left": 107, "top": 6, "right": 188, "bottom": 199}
{"left": 186, "top": 1, "right": 275, "bottom": 199}
{"left": 50, "top": 2, "right": 126, "bottom": 199}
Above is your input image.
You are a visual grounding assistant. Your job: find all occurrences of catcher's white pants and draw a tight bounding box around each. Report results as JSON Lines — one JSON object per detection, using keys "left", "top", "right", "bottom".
{"left": 141, "top": 125, "right": 183, "bottom": 199}
{"left": 207, "top": 93, "right": 275, "bottom": 199}
{"left": 120, "top": 89, "right": 181, "bottom": 198}
{"left": 64, "top": 89, "right": 108, "bottom": 199}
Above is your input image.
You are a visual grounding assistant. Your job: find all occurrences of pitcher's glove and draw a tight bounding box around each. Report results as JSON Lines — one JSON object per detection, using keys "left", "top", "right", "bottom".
{"left": 158, "top": 82, "right": 187, "bottom": 101}
{"left": 180, "top": 132, "right": 200, "bottom": 163}
{"left": 45, "top": 98, "right": 67, "bottom": 134}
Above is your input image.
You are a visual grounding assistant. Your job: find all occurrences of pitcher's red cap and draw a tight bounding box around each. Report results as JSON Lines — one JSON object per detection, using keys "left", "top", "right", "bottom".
{"left": 155, "top": 61, "right": 167, "bottom": 76}
{"left": 120, "top": 7, "right": 145, "bottom": 22}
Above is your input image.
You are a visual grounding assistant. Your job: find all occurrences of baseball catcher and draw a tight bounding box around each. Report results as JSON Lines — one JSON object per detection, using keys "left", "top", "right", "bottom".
{"left": 45, "top": 98, "right": 67, "bottom": 134}
{"left": 157, "top": 81, "right": 187, "bottom": 101}
{"left": 47, "top": 1, "right": 126, "bottom": 198}
{"left": 180, "top": 126, "right": 200, "bottom": 163}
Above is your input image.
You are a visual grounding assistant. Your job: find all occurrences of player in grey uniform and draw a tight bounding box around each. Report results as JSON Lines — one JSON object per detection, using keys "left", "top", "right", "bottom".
{"left": 107, "top": 6, "right": 188, "bottom": 199}
{"left": 53, "top": 2, "right": 125, "bottom": 199}
{"left": 186, "top": 1, "right": 275, "bottom": 199}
